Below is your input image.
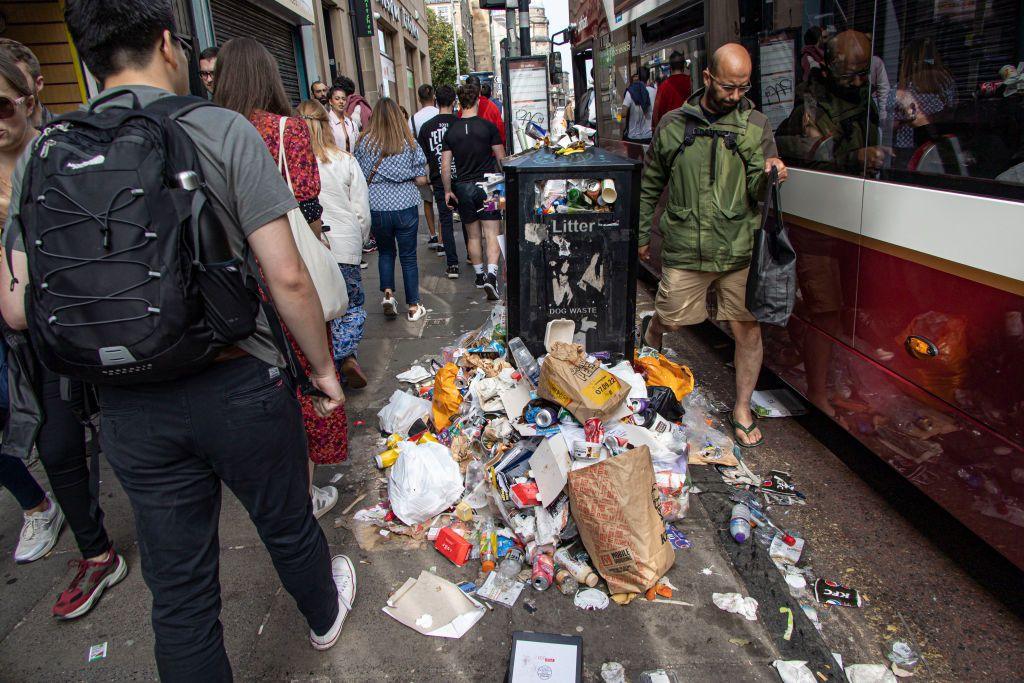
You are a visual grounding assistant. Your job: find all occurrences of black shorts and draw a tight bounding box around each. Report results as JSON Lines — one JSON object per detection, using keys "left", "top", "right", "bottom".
{"left": 454, "top": 181, "right": 502, "bottom": 223}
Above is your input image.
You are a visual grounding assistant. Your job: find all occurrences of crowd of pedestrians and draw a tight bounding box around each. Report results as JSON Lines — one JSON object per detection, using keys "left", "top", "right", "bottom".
{"left": 0, "top": 2, "right": 792, "bottom": 679}
{"left": 0, "top": 0, "right": 508, "bottom": 680}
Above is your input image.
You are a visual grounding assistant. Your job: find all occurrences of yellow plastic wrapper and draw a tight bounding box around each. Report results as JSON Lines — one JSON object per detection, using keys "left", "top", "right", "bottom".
{"left": 633, "top": 350, "right": 695, "bottom": 402}
{"left": 432, "top": 363, "right": 463, "bottom": 431}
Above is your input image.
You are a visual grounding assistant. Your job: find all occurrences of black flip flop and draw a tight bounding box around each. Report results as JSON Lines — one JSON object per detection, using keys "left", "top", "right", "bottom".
{"left": 639, "top": 313, "right": 662, "bottom": 353}
{"left": 730, "top": 413, "right": 764, "bottom": 449}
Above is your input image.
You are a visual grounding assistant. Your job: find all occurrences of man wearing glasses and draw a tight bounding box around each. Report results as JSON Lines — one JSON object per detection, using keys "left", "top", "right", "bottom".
{"left": 198, "top": 45, "right": 217, "bottom": 95}
{"left": 638, "top": 43, "right": 787, "bottom": 450}
{"left": 778, "top": 30, "right": 886, "bottom": 173}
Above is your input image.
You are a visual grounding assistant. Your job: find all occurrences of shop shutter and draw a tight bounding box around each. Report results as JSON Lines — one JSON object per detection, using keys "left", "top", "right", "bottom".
{"left": 210, "top": 0, "right": 301, "bottom": 104}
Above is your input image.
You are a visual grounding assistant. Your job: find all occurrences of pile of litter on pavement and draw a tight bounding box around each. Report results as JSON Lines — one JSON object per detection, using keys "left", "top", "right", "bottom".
{"left": 354, "top": 306, "right": 919, "bottom": 681}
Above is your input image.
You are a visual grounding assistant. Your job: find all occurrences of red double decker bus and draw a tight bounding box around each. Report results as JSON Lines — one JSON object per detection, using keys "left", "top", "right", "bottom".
{"left": 571, "top": 0, "right": 1024, "bottom": 569}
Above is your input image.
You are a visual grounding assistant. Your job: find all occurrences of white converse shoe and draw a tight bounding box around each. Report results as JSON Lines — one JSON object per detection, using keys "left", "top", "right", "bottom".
{"left": 310, "top": 555, "right": 357, "bottom": 651}
{"left": 311, "top": 485, "right": 338, "bottom": 520}
{"left": 14, "top": 494, "right": 64, "bottom": 564}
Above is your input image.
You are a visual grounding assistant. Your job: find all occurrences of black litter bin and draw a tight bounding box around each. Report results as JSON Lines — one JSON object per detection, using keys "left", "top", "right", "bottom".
{"left": 503, "top": 147, "right": 642, "bottom": 358}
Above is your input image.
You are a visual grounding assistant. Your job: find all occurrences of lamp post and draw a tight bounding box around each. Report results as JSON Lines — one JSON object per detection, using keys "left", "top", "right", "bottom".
{"left": 451, "top": 0, "right": 462, "bottom": 82}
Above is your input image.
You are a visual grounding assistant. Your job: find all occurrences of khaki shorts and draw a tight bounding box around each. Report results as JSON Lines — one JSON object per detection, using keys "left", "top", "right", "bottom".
{"left": 655, "top": 266, "right": 756, "bottom": 326}
{"left": 419, "top": 184, "right": 434, "bottom": 203}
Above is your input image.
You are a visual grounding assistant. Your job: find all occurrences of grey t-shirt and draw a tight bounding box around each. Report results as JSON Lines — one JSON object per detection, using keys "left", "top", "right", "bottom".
{"left": 6, "top": 85, "right": 297, "bottom": 367}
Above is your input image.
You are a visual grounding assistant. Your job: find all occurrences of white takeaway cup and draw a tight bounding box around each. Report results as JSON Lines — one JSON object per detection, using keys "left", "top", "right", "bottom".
{"left": 601, "top": 179, "right": 617, "bottom": 204}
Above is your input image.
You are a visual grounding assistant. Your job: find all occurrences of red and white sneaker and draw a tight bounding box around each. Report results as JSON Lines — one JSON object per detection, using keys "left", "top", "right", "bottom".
{"left": 52, "top": 550, "right": 128, "bottom": 620}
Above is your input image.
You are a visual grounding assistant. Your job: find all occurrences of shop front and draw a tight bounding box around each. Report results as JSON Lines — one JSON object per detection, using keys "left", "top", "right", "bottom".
{"left": 0, "top": 0, "right": 90, "bottom": 114}
{"left": 209, "top": 0, "right": 316, "bottom": 104}
{"left": 318, "top": 0, "right": 430, "bottom": 111}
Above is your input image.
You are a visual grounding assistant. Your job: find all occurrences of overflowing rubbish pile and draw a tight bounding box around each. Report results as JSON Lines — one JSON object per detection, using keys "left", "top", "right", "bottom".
{"left": 361, "top": 306, "right": 740, "bottom": 614}
{"left": 358, "top": 306, "right": 918, "bottom": 680}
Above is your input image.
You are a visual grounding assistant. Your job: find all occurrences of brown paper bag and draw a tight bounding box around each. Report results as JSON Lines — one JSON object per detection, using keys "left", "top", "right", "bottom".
{"left": 537, "top": 342, "right": 630, "bottom": 422}
{"left": 566, "top": 446, "right": 676, "bottom": 594}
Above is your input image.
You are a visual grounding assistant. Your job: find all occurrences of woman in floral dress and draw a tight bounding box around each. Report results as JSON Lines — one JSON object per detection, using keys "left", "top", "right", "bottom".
{"left": 214, "top": 38, "right": 347, "bottom": 519}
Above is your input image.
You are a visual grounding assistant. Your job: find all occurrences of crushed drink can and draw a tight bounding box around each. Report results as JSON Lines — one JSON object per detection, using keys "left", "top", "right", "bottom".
{"left": 628, "top": 398, "right": 650, "bottom": 413}
{"left": 584, "top": 418, "right": 605, "bottom": 444}
{"left": 525, "top": 121, "right": 548, "bottom": 140}
{"left": 813, "top": 579, "right": 862, "bottom": 607}
{"left": 531, "top": 552, "right": 554, "bottom": 591}
{"left": 533, "top": 406, "right": 557, "bottom": 428}
{"left": 603, "top": 435, "right": 629, "bottom": 455}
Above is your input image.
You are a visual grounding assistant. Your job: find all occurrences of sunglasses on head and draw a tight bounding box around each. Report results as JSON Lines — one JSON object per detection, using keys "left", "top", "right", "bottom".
{"left": 0, "top": 95, "right": 28, "bottom": 119}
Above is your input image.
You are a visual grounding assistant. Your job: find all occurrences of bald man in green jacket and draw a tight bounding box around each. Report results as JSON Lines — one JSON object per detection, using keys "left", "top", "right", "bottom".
{"left": 639, "top": 43, "right": 788, "bottom": 449}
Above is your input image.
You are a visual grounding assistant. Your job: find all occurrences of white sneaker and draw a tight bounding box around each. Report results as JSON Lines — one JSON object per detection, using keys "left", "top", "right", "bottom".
{"left": 407, "top": 304, "right": 427, "bottom": 322}
{"left": 14, "top": 494, "right": 65, "bottom": 564}
{"left": 310, "top": 555, "right": 357, "bottom": 651}
{"left": 382, "top": 295, "right": 398, "bottom": 316}
{"left": 311, "top": 485, "right": 338, "bottom": 520}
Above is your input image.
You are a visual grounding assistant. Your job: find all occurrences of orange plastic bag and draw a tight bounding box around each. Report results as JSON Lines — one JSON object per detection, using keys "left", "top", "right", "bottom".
{"left": 432, "top": 363, "right": 463, "bottom": 431}
{"left": 633, "top": 350, "right": 695, "bottom": 402}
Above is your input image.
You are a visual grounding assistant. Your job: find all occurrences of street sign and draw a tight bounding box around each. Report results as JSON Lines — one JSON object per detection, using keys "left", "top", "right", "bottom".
{"left": 351, "top": 0, "right": 373, "bottom": 37}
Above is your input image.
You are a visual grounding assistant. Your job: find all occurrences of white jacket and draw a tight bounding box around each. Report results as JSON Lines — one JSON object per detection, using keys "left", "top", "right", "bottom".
{"left": 318, "top": 149, "right": 371, "bottom": 265}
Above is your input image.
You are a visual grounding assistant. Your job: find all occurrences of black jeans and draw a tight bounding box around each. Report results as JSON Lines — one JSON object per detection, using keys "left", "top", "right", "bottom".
{"left": 99, "top": 356, "right": 338, "bottom": 682}
{"left": 38, "top": 369, "right": 110, "bottom": 558}
{"left": 433, "top": 184, "right": 459, "bottom": 267}
{"left": 0, "top": 453, "right": 45, "bottom": 510}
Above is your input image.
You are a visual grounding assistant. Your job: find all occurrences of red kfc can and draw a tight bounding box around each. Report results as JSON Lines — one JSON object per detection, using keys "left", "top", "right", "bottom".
{"left": 584, "top": 418, "right": 605, "bottom": 444}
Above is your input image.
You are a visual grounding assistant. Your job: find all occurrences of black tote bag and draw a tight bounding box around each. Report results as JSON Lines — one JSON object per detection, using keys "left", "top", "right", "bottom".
{"left": 745, "top": 168, "right": 797, "bottom": 326}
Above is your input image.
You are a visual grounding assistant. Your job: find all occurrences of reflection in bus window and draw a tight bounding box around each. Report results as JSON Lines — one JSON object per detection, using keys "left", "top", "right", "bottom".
{"left": 873, "top": 0, "right": 1024, "bottom": 199}
{"left": 776, "top": 30, "right": 884, "bottom": 175}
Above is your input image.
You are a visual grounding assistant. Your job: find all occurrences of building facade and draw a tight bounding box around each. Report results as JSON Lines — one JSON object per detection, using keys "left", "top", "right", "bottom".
{"left": 308, "top": 0, "right": 431, "bottom": 112}
{"left": 425, "top": 0, "right": 475, "bottom": 75}
{"left": 470, "top": 0, "right": 493, "bottom": 73}
{"left": 528, "top": 4, "right": 549, "bottom": 58}
{"left": 0, "top": 0, "right": 90, "bottom": 114}
{"left": 0, "top": 0, "right": 432, "bottom": 117}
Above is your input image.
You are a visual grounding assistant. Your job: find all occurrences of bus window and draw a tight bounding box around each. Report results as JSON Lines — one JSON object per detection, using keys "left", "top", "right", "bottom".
{"left": 744, "top": 1, "right": 878, "bottom": 176}
{"left": 872, "top": 0, "right": 1024, "bottom": 202}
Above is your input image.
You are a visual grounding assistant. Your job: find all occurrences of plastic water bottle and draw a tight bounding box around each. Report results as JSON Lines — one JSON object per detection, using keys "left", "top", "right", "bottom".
{"left": 463, "top": 460, "right": 489, "bottom": 508}
{"left": 497, "top": 547, "right": 525, "bottom": 581}
{"left": 508, "top": 337, "right": 541, "bottom": 388}
{"left": 729, "top": 503, "right": 751, "bottom": 543}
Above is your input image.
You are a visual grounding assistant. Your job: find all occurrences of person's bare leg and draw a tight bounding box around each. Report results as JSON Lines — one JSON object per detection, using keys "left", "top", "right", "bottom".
{"left": 465, "top": 221, "right": 483, "bottom": 265}
{"left": 482, "top": 219, "right": 501, "bottom": 267}
{"left": 423, "top": 200, "right": 437, "bottom": 239}
{"left": 308, "top": 460, "right": 315, "bottom": 496}
{"left": 730, "top": 319, "right": 764, "bottom": 445}
{"left": 25, "top": 495, "right": 50, "bottom": 515}
{"left": 644, "top": 314, "right": 682, "bottom": 349}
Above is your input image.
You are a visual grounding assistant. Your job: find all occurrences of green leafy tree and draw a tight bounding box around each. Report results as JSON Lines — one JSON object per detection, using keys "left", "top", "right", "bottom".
{"left": 427, "top": 8, "right": 469, "bottom": 88}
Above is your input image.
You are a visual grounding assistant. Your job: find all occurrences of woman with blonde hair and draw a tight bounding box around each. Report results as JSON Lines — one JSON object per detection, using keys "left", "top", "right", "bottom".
{"left": 297, "top": 100, "right": 371, "bottom": 388}
{"left": 352, "top": 97, "right": 429, "bottom": 321}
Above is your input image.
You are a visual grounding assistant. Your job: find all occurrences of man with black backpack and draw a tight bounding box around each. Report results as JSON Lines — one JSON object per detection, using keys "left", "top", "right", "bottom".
{"left": 0, "top": 2, "right": 353, "bottom": 680}
{"left": 638, "top": 43, "right": 787, "bottom": 451}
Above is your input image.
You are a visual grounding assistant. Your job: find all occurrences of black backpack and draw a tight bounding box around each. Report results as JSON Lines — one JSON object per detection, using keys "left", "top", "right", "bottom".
{"left": 10, "top": 91, "right": 259, "bottom": 385}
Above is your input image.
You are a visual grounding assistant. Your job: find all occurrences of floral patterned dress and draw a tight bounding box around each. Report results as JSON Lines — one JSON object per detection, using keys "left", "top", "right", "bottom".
{"left": 250, "top": 109, "right": 348, "bottom": 465}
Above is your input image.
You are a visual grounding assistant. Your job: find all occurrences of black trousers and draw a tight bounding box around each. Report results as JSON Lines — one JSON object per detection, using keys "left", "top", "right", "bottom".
{"left": 99, "top": 356, "right": 338, "bottom": 682}
{"left": 38, "top": 369, "right": 110, "bottom": 558}
{"left": 432, "top": 184, "right": 460, "bottom": 267}
{"left": 0, "top": 452, "right": 45, "bottom": 510}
